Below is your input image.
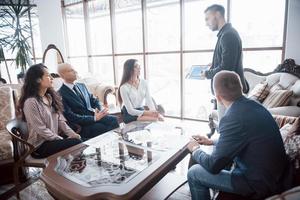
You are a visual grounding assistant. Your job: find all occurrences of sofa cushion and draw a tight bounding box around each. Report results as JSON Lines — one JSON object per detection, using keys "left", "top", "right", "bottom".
{"left": 0, "top": 86, "right": 15, "bottom": 125}
{"left": 263, "top": 89, "right": 293, "bottom": 108}
{"left": 0, "top": 130, "right": 13, "bottom": 160}
{"left": 269, "top": 106, "right": 300, "bottom": 117}
{"left": 270, "top": 83, "right": 284, "bottom": 92}
{"left": 266, "top": 185, "right": 300, "bottom": 200}
{"left": 274, "top": 115, "right": 298, "bottom": 128}
{"left": 248, "top": 82, "right": 269, "bottom": 102}
{"left": 0, "top": 86, "right": 16, "bottom": 161}
{"left": 279, "top": 118, "right": 300, "bottom": 162}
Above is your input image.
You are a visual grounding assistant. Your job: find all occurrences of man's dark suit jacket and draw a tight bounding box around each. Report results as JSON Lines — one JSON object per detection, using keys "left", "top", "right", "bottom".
{"left": 59, "top": 83, "right": 101, "bottom": 126}
{"left": 205, "top": 23, "right": 247, "bottom": 94}
{"left": 192, "top": 96, "right": 290, "bottom": 198}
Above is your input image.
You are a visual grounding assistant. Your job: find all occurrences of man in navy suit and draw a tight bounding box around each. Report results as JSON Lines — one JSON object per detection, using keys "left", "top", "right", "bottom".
{"left": 187, "top": 71, "right": 291, "bottom": 199}
{"left": 57, "top": 63, "right": 119, "bottom": 140}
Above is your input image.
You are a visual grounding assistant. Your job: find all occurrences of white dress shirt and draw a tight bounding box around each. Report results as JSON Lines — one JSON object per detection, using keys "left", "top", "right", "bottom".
{"left": 120, "top": 79, "right": 156, "bottom": 117}
{"left": 63, "top": 82, "right": 76, "bottom": 94}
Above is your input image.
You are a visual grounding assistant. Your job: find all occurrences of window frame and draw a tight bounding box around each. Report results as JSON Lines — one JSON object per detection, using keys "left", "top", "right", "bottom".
{"left": 61, "top": 0, "right": 288, "bottom": 121}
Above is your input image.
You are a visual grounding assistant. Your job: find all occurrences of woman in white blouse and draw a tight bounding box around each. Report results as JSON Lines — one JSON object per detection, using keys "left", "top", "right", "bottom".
{"left": 118, "top": 59, "right": 163, "bottom": 123}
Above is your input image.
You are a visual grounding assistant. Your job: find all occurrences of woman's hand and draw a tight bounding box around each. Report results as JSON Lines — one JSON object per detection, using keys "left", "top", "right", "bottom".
{"left": 68, "top": 133, "right": 81, "bottom": 140}
{"left": 144, "top": 110, "right": 159, "bottom": 117}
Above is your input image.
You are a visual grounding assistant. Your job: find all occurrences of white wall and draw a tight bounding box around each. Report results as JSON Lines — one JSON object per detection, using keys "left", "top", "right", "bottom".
{"left": 285, "top": 0, "right": 300, "bottom": 64}
{"left": 35, "top": 0, "right": 66, "bottom": 72}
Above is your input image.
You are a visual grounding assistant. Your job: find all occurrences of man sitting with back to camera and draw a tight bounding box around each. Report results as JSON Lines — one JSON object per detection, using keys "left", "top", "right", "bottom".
{"left": 58, "top": 63, "right": 119, "bottom": 140}
{"left": 187, "top": 71, "right": 292, "bottom": 200}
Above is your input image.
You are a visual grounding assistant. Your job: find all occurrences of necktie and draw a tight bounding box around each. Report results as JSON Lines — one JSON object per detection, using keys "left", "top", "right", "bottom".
{"left": 73, "top": 85, "right": 85, "bottom": 103}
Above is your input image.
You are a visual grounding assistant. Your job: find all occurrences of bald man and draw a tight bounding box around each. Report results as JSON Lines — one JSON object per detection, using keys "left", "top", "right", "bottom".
{"left": 187, "top": 71, "right": 291, "bottom": 199}
{"left": 57, "top": 63, "right": 119, "bottom": 140}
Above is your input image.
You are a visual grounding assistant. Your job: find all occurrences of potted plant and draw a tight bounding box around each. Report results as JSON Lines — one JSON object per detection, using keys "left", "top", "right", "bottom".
{"left": 0, "top": 0, "right": 33, "bottom": 81}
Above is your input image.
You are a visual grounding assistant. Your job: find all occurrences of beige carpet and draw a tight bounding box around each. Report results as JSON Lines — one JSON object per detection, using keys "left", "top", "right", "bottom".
{"left": 0, "top": 180, "right": 54, "bottom": 200}
{"left": 1, "top": 179, "right": 190, "bottom": 200}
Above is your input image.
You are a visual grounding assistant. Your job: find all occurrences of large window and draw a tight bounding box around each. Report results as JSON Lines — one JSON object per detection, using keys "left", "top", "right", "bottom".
{"left": 0, "top": 1, "right": 42, "bottom": 83}
{"left": 63, "top": 0, "right": 287, "bottom": 121}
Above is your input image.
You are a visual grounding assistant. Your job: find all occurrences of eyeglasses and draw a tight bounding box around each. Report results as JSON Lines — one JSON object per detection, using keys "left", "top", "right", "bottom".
{"left": 134, "top": 65, "right": 141, "bottom": 69}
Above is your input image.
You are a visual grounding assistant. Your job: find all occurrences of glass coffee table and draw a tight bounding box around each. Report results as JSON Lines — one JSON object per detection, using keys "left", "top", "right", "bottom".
{"left": 41, "top": 121, "right": 191, "bottom": 200}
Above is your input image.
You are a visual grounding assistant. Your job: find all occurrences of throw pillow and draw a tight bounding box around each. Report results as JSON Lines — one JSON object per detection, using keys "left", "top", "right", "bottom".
{"left": 270, "top": 83, "right": 283, "bottom": 92}
{"left": 280, "top": 118, "right": 300, "bottom": 161}
{"left": 262, "top": 90, "right": 293, "bottom": 108}
{"left": 248, "top": 82, "right": 270, "bottom": 102}
{"left": 280, "top": 123, "right": 293, "bottom": 141}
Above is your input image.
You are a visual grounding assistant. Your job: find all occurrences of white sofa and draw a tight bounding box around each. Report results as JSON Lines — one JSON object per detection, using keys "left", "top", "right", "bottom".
{"left": 244, "top": 69, "right": 300, "bottom": 117}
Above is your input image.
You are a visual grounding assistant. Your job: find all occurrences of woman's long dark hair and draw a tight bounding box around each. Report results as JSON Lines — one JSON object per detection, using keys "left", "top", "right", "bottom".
{"left": 17, "top": 63, "right": 63, "bottom": 119}
{"left": 118, "top": 59, "right": 138, "bottom": 105}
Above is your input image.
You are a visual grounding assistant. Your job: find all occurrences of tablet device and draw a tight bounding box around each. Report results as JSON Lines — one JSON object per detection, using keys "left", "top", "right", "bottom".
{"left": 186, "top": 65, "right": 209, "bottom": 80}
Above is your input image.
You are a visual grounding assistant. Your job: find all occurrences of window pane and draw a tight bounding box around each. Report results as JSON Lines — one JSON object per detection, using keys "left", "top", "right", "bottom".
{"left": 115, "top": 0, "right": 143, "bottom": 53}
{"left": 65, "top": 4, "right": 87, "bottom": 56}
{"left": 231, "top": 0, "right": 285, "bottom": 48}
{"left": 88, "top": 0, "right": 112, "bottom": 55}
{"left": 0, "top": 5, "right": 33, "bottom": 61}
{"left": 183, "top": 53, "right": 214, "bottom": 120}
{"left": 115, "top": 55, "right": 144, "bottom": 85}
{"left": 184, "top": 0, "right": 226, "bottom": 50}
{"left": 0, "top": 60, "right": 18, "bottom": 84}
{"left": 31, "top": 7, "right": 43, "bottom": 59}
{"left": 243, "top": 50, "right": 282, "bottom": 73}
{"left": 90, "top": 56, "right": 114, "bottom": 85}
{"left": 69, "top": 57, "right": 89, "bottom": 77}
{"left": 146, "top": 0, "right": 180, "bottom": 52}
{"left": 148, "top": 54, "right": 180, "bottom": 117}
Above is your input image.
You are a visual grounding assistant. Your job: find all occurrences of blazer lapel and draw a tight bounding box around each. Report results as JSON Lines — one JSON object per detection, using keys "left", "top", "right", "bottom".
{"left": 62, "top": 84, "right": 86, "bottom": 106}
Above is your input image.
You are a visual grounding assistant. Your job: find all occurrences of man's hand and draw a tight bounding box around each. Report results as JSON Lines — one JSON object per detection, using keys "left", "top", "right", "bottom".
{"left": 187, "top": 139, "right": 200, "bottom": 152}
{"left": 68, "top": 133, "right": 81, "bottom": 140}
{"left": 158, "top": 114, "right": 164, "bottom": 121}
{"left": 192, "top": 135, "right": 213, "bottom": 146}
{"left": 200, "top": 70, "right": 206, "bottom": 79}
{"left": 95, "top": 108, "right": 109, "bottom": 121}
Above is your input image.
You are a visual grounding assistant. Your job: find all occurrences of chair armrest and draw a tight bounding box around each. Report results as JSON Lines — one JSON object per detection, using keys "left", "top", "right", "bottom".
{"left": 93, "top": 84, "right": 115, "bottom": 106}
{"left": 269, "top": 106, "right": 300, "bottom": 118}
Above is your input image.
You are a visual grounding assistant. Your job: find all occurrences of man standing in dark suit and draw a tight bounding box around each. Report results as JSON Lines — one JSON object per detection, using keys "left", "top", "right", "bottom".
{"left": 187, "top": 71, "right": 290, "bottom": 200}
{"left": 201, "top": 4, "right": 247, "bottom": 122}
{"left": 58, "top": 63, "right": 119, "bottom": 140}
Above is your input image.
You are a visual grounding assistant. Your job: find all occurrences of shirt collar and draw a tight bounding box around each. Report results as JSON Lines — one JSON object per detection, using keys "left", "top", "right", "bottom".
{"left": 217, "top": 23, "right": 231, "bottom": 38}
{"left": 64, "top": 81, "right": 76, "bottom": 91}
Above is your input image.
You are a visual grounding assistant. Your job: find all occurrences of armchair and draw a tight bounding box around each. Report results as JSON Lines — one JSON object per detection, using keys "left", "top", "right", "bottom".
{"left": 0, "top": 86, "right": 16, "bottom": 187}
{"left": 2, "top": 119, "right": 47, "bottom": 199}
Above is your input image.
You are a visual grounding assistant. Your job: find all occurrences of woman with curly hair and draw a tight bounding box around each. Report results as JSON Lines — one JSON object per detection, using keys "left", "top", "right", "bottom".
{"left": 18, "top": 63, "right": 81, "bottom": 158}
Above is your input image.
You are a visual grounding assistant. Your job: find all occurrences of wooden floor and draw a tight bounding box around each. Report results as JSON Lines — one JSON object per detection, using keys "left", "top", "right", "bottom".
{"left": 168, "top": 182, "right": 191, "bottom": 200}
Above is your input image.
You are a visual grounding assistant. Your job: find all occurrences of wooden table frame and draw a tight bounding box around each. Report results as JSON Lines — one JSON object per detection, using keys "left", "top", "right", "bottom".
{"left": 41, "top": 133, "right": 189, "bottom": 200}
